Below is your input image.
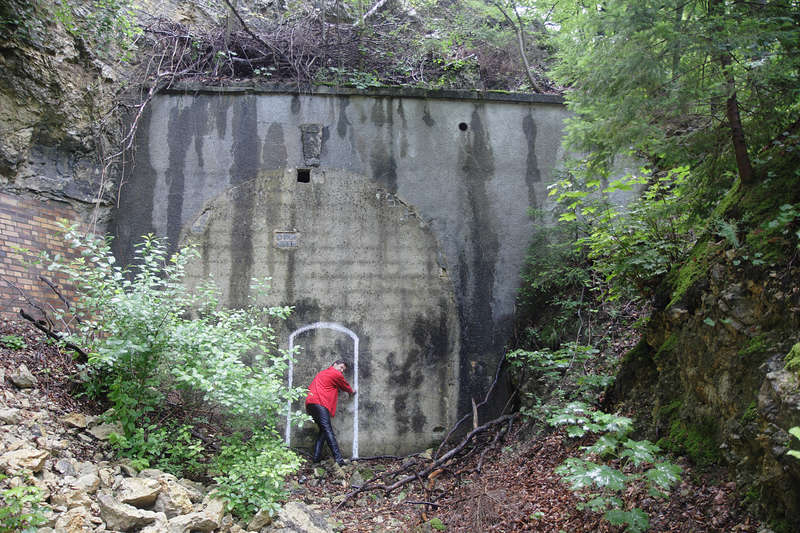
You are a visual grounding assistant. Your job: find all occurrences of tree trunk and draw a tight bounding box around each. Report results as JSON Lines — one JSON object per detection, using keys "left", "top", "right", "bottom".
{"left": 709, "top": 0, "right": 754, "bottom": 185}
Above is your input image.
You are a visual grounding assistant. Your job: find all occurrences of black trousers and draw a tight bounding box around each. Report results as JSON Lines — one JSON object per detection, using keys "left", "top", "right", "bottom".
{"left": 306, "top": 403, "right": 344, "bottom": 463}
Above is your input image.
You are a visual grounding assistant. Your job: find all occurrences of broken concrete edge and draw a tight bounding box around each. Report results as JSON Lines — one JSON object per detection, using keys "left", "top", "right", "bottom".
{"left": 157, "top": 82, "right": 566, "bottom": 105}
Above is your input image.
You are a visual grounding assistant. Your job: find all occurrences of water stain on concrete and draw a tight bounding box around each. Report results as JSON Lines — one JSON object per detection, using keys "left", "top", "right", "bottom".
{"left": 422, "top": 103, "right": 435, "bottom": 127}
{"left": 165, "top": 98, "right": 211, "bottom": 254}
{"left": 456, "top": 105, "right": 499, "bottom": 414}
{"left": 337, "top": 96, "right": 351, "bottom": 139}
{"left": 228, "top": 97, "right": 260, "bottom": 305}
{"left": 262, "top": 123, "right": 287, "bottom": 169}
{"left": 522, "top": 113, "right": 541, "bottom": 209}
{"left": 112, "top": 108, "right": 156, "bottom": 266}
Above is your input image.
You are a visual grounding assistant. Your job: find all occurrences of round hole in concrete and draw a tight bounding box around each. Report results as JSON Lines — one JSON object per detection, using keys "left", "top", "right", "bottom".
{"left": 458, "top": 122, "right": 468, "bottom": 131}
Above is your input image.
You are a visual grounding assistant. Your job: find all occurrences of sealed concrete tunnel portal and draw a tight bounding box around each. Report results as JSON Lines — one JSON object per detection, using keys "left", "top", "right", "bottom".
{"left": 113, "top": 85, "right": 567, "bottom": 456}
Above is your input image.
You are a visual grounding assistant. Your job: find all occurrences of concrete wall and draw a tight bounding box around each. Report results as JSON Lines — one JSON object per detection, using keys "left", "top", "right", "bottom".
{"left": 113, "top": 86, "right": 567, "bottom": 455}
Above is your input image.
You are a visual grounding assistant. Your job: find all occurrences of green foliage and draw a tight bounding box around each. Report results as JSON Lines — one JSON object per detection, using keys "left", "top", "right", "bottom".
{"left": 739, "top": 334, "right": 770, "bottom": 358}
{"left": 604, "top": 509, "right": 649, "bottom": 533}
{"left": 784, "top": 343, "right": 800, "bottom": 375}
{"left": 24, "top": 222, "right": 305, "bottom": 514}
{"left": 0, "top": 478, "right": 47, "bottom": 533}
{"left": 0, "top": 334, "right": 26, "bottom": 351}
{"left": 212, "top": 429, "right": 302, "bottom": 520}
{"left": 547, "top": 402, "right": 633, "bottom": 438}
{"left": 315, "top": 67, "right": 382, "bottom": 89}
{"left": 108, "top": 423, "right": 205, "bottom": 477}
{"left": 657, "top": 418, "right": 719, "bottom": 467}
{"left": 54, "top": 0, "right": 141, "bottom": 60}
{"left": 549, "top": 0, "right": 800, "bottom": 184}
{"left": 551, "top": 405, "right": 681, "bottom": 533}
{"left": 548, "top": 166, "right": 694, "bottom": 301}
{"left": 788, "top": 427, "right": 800, "bottom": 461}
{"left": 740, "top": 401, "right": 759, "bottom": 425}
{"left": 428, "top": 517, "right": 446, "bottom": 531}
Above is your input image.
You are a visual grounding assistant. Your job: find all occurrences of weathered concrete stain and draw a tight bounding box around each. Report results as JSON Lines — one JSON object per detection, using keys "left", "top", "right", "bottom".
{"left": 112, "top": 109, "right": 155, "bottom": 266}
{"left": 422, "top": 101, "right": 435, "bottom": 127}
{"left": 336, "top": 96, "right": 350, "bottom": 139}
{"left": 523, "top": 113, "right": 541, "bottom": 209}
{"left": 457, "top": 106, "right": 499, "bottom": 413}
{"left": 165, "top": 98, "right": 210, "bottom": 253}
{"left": 262, "top": 122, "right": 288, "bottom": 169}
{"left": 228, "top": 97, "right": 259, "bottom": 305}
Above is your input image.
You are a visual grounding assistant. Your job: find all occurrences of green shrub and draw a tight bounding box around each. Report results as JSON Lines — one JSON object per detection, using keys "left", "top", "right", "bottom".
{"left": 212, "top": 429, "right": 302, "bottom": 520}
{"left": 0, "top": 334, "right": 26, "bottom": 350}
{"left": 0, "top": 478, "right": 46, "bottom": 533}
{"left": 550, "top": 403, "right": 682, "bottom": 533}
{"left": 25, "top": 223, "right": 306, "bottom": 516}
{"left": 788, "top": 427, "right": 800, "bottom": 461}
{"left": 109, "top": 423, "right": 205, "bottom": 477}
{"left": 785, "top": 343, "right": 800, "bottom": 375}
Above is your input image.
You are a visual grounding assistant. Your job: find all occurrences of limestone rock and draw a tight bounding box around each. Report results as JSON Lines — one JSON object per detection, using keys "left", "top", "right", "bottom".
{"left": 61, "top": 412, "right": 88, "bottom": 429}
{"left": 200, "top": 496, "right": 226, "bottom": 525}
{"left": 272, "top": 502, "right": 333, "bottom": 533}
{"left": 55, "top": 458, "right": 77, "bottom": 477}
{"left": 97, "top": 490, "right": 161, "bottom": 531}
{"left": 9, "top": 364, "right": 37, "bottom": 388}
{"left": 153, "top": 475, "right": 194, "bottom": 518}
{"left": 0, "top": 407, "right": 21, "bottom": 424}
{"left": 53, "top": 505, "right": 94, "bottom": 532}
{"left": 72, "top": 471, "right": 101, "bottom": 493}
{"left": 349, "top": 469, "right": 364, "bottom": 487}
{"left": 0, "top": 447, "right": 49, "bottom": 473}
{"left": 116, "top": 477, "right": 161, "bottom": 507}
{"left": 51, "top": 488, "right": 92, "bottom": 509}
{"left": 87, "top": 422, "right": 122, "bottom": 441}
{"left": 167, "top": 511, "right": 219, "bottom": 533}
{"left": 247, "top": 509, "right": 272, "bottom": 531}
{"left": 177, "top": 478, "right": 205, "bottom": 503}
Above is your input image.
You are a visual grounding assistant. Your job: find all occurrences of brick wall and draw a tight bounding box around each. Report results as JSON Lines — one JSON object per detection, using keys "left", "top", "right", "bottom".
{"left": 0, "top": 192, "right": 84, "bottom": 322}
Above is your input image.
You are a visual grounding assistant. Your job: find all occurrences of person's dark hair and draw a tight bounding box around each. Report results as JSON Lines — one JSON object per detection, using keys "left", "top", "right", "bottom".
{"left": 332, "top": 359, "right": 347, "bottom": 369}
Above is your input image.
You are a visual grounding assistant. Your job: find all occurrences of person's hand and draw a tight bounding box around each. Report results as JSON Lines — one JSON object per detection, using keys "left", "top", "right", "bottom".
{"left": 350, "top": 389, "right": 357, "bottom": 398}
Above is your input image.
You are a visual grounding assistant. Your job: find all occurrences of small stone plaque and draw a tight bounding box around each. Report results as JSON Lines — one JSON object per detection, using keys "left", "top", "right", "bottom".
{"left": 274, "top": 231, "right": 299, "bottom": 248}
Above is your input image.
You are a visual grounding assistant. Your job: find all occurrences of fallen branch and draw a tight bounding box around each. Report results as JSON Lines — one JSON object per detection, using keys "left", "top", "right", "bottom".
{"left": 19, "top": 310, "right": 89, "bottom": 363}
{"left": 335, "top": 413, "right": 517, "bottom": 510}
{"left": 436, "top": 352, "right": 508, "bottom": 458}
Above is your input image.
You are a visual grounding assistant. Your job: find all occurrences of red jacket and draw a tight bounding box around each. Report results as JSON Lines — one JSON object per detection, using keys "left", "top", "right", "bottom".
{"left": 305, "top": 366, "right": 354, "bottom": 418}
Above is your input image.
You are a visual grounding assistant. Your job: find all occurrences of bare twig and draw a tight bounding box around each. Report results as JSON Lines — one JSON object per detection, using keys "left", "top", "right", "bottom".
{"left": 19, "top": 310, "right": 89, "bottom": 363}
{"left": 335, "top": 413, "right": 517, "bottom": 510}
{"left": 436, "top": 352, "right": 508, "bottom": 459}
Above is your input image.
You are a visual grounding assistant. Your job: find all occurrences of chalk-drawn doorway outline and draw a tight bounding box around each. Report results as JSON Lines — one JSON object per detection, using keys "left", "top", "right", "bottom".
{"left": 285, "top": 322, "right": 359, "bottom": 458}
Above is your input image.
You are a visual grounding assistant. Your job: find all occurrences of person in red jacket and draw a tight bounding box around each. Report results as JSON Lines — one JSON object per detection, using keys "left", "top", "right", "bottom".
{"left": 305, "top": 359, "right": 356, "bottom": 465}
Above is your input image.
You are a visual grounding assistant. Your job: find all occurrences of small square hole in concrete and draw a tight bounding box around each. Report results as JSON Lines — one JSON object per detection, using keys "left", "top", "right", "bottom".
{"left": 297, "top": 168, "right": 311, "bottom": 183}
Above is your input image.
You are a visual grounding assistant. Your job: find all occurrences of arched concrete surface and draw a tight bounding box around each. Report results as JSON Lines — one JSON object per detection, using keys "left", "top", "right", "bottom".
{"left": 287, "top": 321, "right": 360, "bottom": 458}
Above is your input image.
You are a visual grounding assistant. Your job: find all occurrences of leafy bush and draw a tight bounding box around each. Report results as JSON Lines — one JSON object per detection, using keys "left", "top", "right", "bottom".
{"left": 26, "top": 223, "right": 305, "bottom": 516}
{"left": 109, "top": 423, "right": 205, "bottom": 477}
{"left": 548, "top": 166, "right": 694, "bottom": 301}
{"left": 0, "top": 334, "right": 26, "bottom": 350}
{"left": 789, "top": 427, "right": 800, "bottom": 461}
{"left": 549, "top": 403, "right": 682, "bottom": 533}
{"left": 507, "top": 344, "right": 610, "bottom": 421}
{"left": 212, "top": 429, "right": 302, "bottom": 519}
{"left": 0, "top": 478, "right": 46, "bottom": 533}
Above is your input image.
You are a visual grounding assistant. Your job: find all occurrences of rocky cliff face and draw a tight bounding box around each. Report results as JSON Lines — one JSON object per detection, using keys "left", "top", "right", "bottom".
{"left": 0, "top": 1, "right": 121, "bottom": 216}
{"left": 614, "top": 223, "right": 800, "bottom": 530}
